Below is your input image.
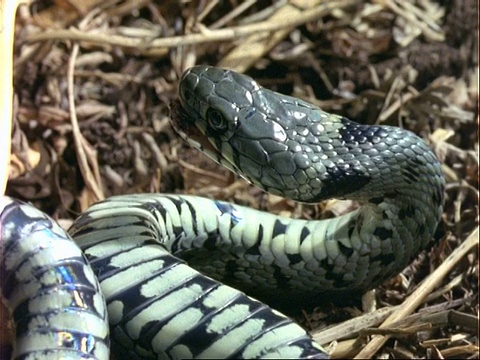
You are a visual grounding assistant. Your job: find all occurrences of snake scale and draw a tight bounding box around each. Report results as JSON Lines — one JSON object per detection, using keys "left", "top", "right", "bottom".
{"left": 0, "top": 66, "right": 445, "bottom": 359}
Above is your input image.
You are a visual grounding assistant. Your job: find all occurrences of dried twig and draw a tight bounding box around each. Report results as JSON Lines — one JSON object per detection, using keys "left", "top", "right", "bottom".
{"left": 67, "top": 44, "right": 104, "bottom": 202}
{"left": 383, "top": 0, "right": 445, "bottom": 43}
{"left": 0, "top": 0, "right": 24, "bottom": 194}
{"left": 25, "top": 0, "right": 358, "bottom": 55}
{"left": 313, "top": 305, "right": 397, "bottom": 345}
{"left": 353, "top": 227, "right": 479, "bottom": 359}
{"left": 218, "top": 0, "right": 347, "bottom": 72}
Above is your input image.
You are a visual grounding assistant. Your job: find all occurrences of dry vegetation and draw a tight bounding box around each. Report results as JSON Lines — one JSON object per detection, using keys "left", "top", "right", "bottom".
{"left": 2, "top": 0, "right": 479, "bottom": 359}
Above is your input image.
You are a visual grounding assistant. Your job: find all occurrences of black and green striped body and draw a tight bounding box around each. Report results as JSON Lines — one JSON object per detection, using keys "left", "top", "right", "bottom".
{"left": 69, "top": 194, "right": 328, "bottom": 358}
{"left": 0, "top": 197, "right": 109, "bottom": 359}
{"left": 1, "top": 195, "right": 328, "bottom": 359}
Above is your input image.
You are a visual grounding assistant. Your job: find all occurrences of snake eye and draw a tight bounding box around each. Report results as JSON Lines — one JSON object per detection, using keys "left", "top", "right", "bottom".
{"left": 206, "top": 108, "right": 227, "bottom": 132}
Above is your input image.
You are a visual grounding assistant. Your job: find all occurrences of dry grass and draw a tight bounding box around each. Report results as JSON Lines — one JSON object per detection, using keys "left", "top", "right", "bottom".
{"left": 1, "top": 0, "right": 478, "bottom": 359}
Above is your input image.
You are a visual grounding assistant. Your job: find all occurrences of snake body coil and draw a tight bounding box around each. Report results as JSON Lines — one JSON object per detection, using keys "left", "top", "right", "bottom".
{"left": 0, "top": 197, "right": 109, "bottom": 359}
{"left": 0, "top": 66, "right": 444, "bottom": 359}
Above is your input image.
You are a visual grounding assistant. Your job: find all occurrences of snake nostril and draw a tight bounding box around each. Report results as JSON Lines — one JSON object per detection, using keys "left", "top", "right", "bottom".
{"left": 182, "top": 88, "right": 192, "bottom": 103}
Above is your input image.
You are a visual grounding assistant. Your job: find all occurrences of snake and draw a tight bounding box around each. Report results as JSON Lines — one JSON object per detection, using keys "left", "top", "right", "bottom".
{"left": 0, "top": 65, "right": 445, "bottom": 359}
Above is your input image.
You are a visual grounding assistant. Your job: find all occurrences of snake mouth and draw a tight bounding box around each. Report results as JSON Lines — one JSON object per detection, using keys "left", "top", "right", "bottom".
{"left": 169, "top": 99, "right": 227, "bottom": 165}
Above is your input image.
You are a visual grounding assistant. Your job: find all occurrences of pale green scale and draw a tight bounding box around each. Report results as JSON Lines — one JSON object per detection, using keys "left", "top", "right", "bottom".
{"left": 202, "top": 206, "right": 223, "bottom": 234}
{"left": 248, "top": 211, "right": 276, "bottom": 249}
{"left": 169, "top": 344, "right": 193, "bottom": 359}
{"left": 15, "top": 245, "right": 80, "bottom": 281}
{"left": 139, "top": 263, "right": 196, "bottom": 298}
{"left": 257, "top": 245, "right": 275, "bottom": 266}
{"left": 107, "top": 300, "right": 124, "bottom": 324}
{"left": 217, "top": 210, "right": 236, "bottom": 244}
{"left": 190, "top": 224, "right": 209, "bottom": 249}
{"left": 179, "top": 201, "right": 197, "bottom": 239}
{"left": 100, "top": 259, "right": 166, "bottom": 298}
{"left": 297, "top": 230, "right": 315, "bottom": 262}
{"left": 28, "top": 311, "right": 108, "bottom": 337}
{"left": 283, "top": 219, "right": 307, "bottom": 255}
{"left": 109, "top": 245, "right": 163, "bottom": 268}
{"left": 3, "top": 234, "right": 68, "bottom": 273}
{"left": 226, "top": 219, "right": 245, "bottom": 245}
{"left": 187, "top": 198, "right": 213, "bottom": 247}
{"left": 84, "top": 233, "right": 150, "bottom": 258}
{"left": 310, "top": 220, "right": 333, "bottom": 261}
{"left": 82, "top": 205, "right": 141, "bottom": 228}
{"left": 16, "top": 333, "right": 108, "bottom": 357}
{"left": 202, "top": 285, "right": 241, "bottom": 308}
{"left": 7, "top": 233, "right": 44, "bottom": 266}
{"left": 159, "top": 198, "right": 183, "bottom": 237}
{"left": 263, "top": 346, "right": 307, "bottom": 359}
{"left": 75, "top": 212, "right": 153, "bottom": 242}
{"left": 205, "top": 304, "right": 252, "bottom": 333}
{"left": 241, "top": 322, "right": 309, "bottom": 358}
{"left": 125, "top": 283, "right": 205, "bottom": 339}
{"left": 152, "top": 307, "right": 205, "bottom": 351}
{"left": 199, "top": 318, "right": 266, "bottom": 359}
{"left": 238, "top": 211, "right": 262, "bottom": 246}
{"left": 28, "top": 290, "right": 79, "bottom": 313}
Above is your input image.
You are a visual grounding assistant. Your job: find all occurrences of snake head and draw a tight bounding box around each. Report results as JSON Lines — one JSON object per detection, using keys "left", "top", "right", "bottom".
{"left": 170, "top": 66, "right": 351, "bottom": 201}
{"left": 169, "top": 65, "right": 358, "bottom": 201}
{"left": 170, "top": 65, "right": 268, "bottom": 181}
{"left": 170, "top": 66, "right": 443, "bottom": 208}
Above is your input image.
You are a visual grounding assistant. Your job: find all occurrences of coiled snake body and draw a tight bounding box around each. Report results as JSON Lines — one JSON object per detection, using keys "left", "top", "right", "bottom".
{"left": 0, "top": 66, "right": 444, "bottom": 359}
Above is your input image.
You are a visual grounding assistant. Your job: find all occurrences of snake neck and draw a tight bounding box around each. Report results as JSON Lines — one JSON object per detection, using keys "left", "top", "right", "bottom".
{"left": 174, "top": 189, "right": 443, "bottom": 297}
{"left": 257, "top": 114, "right": 445, "bottom": 284}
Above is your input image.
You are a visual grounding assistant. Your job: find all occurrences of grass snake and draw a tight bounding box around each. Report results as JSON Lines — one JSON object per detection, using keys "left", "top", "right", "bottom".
{"left": 0, "top": 66, "right": 445, "bottom": 359}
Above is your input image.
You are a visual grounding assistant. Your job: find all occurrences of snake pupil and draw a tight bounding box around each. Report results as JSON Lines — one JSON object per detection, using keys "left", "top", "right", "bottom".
{"left": 206, "top": 108, "right": 227, "bottom": 132}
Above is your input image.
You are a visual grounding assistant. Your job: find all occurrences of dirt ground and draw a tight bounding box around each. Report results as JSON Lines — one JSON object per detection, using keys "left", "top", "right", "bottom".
{"left": 2, "top": 1, "right": 479, "bottom": 359}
